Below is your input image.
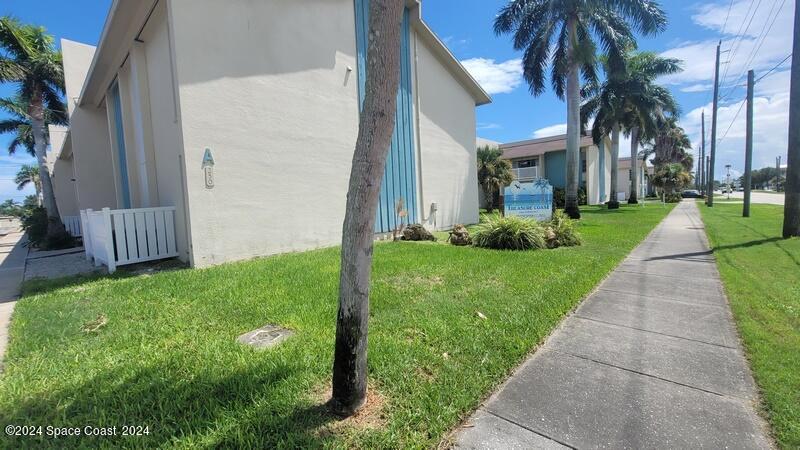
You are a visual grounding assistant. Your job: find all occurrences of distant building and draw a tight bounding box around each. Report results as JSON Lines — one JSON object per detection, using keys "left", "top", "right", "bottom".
{"left": 498, "top": 134, "right": 648, "bottom": 205}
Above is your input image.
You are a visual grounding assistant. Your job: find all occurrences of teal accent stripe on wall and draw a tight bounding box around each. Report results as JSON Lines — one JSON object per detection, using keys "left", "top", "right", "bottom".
{"left": 354, "top": 1, "right": 418, "bottom": 233}
{"left": 110, "top": 82, "right": 131, "bottom": 209}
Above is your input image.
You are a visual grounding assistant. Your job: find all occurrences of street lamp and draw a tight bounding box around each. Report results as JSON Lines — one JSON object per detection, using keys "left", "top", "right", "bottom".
{"left": 725, "top": 164, "right": 732, "bottom": 200}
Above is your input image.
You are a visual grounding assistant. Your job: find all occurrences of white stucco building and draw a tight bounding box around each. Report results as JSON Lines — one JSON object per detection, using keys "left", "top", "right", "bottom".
{"left": 54, "top": 0, "right": 490, "bottom": 271}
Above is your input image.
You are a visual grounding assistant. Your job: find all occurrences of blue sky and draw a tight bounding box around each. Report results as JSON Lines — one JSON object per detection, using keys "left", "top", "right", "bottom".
{"left": 0, "top": 0, "right": 793, "bottom": 203}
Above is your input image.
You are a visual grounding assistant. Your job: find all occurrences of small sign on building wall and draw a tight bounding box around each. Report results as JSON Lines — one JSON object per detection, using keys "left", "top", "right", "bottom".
{"left": 202, "top": 148, "right": 215, "bottom": 189}
{"left": 504, "top": 179, "right": 553, "bottom": 221}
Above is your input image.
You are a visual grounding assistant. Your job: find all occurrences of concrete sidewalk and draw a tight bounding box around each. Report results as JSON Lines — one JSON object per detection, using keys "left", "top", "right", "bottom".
{"left": 454, "top": 201, "right": 771, "bottom": 449}
{"left": 0, "top": 231, "right": 28, "bottom": 371}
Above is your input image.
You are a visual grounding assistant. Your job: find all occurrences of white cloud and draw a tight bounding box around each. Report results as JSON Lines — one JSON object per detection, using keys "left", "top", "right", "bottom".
{"left": 461, "top": 58, "right": 523, "bottom": 95}
{"left": 660, "top": 0, "right": 794, "bottom": 89}
{"left": 477, "top": 122, "right": 502, "bottom": 130}
{"left": 532, "top": 123, "right": 567, "bottom": 138}
{"left": 681, "top": 71, "right": 789, "bottom": 179}
{"left": 680, "top": 83, "right": 713, "bottom": 93}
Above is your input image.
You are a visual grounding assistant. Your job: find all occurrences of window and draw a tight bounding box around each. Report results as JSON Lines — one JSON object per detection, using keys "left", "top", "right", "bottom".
{"left": 516, "top": 159, "right": 538, "bottom": 168}
{"left": 629, "top": 169, "right": 632, "bottom": 181}
{"left": 581, "top": 159, "right": 587, "bottom": 173}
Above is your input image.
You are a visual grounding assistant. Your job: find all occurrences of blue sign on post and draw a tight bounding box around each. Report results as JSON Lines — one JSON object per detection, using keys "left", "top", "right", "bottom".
{"left": 504, "top": 179, "right": 553, "bottom": 221}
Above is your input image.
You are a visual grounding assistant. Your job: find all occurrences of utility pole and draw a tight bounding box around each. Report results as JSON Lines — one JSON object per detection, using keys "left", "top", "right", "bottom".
{"left": 777, "top": 156, "right": 782, "bottom": 190}
{"left": 743, "top": 70, "right": 754, "bottom": 217}
{"left": 700, "top": 110, "right": 706, "bottom": 194}
{"left": 786, "top": 0, "right": 800, "bottom": 237}
{"left": 708, "top": 42, "right": 721, "bottom": 206}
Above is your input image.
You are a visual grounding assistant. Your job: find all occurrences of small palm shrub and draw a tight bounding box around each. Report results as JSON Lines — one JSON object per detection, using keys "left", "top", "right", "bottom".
{"left": 547, "top": 210, "right": 582, "bottom": 248}
{"left": 472, "top": 215, "right": 547, "bottom": 250}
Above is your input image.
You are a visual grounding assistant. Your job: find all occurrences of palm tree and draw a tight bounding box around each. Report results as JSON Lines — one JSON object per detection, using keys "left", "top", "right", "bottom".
{"left": 332, "top": 0, "right": 405, "bottom": 416}
{"left": 0, "top": 95, "right": 66, "bottom": 157}
{"left": 15, "top": 164, "right": 41, "bottom": 205}
{"left": 651, "top": 162, "right": 692, "bottom": 200}
{"left": 582, "top": 51, "right": 681, "bottom": 207}
{"left": 494, "top": 0, "right": 667, "bottom": 218}
{"left": 0, "top": 17, "right": 68, "bottom": 240}
{"left": 477, "top": 146, "right": 514, "bottom": 212}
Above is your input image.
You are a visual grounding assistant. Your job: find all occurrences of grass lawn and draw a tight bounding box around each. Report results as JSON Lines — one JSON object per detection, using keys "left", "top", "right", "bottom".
{"left": 1, "top": 204, "right": 672, "bottom": 449}
{"left": 699, "top": 203, "right": 799, "bottom": 449}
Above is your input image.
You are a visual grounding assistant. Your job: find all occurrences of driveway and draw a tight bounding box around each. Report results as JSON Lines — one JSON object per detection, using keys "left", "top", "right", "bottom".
{"left": 0, "top": 231, "right": 28, "bottom": 370}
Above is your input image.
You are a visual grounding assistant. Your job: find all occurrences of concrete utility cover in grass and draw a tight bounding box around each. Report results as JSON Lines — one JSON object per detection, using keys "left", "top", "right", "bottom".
{"left": 237, "top": 325, "right": 293, "bottom": 349}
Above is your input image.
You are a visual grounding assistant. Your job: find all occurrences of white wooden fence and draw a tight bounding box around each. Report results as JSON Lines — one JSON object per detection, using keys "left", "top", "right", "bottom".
{"left": 63, "top": 216, "right": 82, "bottom": 237}
{"left": 80, "top": 206, "right": 179, "bottom": 273}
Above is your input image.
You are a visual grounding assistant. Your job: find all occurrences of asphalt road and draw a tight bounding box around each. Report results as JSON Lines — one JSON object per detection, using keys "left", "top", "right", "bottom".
{"left": 722, "top": 191, "right": 785, "bottom": 205}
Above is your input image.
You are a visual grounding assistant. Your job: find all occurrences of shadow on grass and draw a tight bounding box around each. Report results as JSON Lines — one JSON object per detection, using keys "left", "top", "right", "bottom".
{"left": 0, "top": 357, "right": 338, "bottom": 448}
{"left": 22, "top": 260, "right": 191, "bottom": 297}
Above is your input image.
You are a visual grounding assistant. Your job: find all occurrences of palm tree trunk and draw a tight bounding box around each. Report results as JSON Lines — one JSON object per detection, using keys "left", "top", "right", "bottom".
{"left": 564, "top": 17, "right": 581, "bottom": 219}
{"left": 608, "top": 123, "right": 621, "bottom": 209}
{"left": 628, "top": 126, "right": 640, "bottom": 204}
{"left": 784, "top": 2, "right": 800, "bottom": 237}
{"left": 331, "top": 0, "right": 404, "bottom": 416}
{"left": 29, "top": 90, "right": 64, "bottom": 237}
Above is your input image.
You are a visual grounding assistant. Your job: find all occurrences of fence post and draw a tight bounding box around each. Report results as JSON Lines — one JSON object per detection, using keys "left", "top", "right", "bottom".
{"left": 102, "top": 208, "right": 116, "bottom": 274}
{"left": 82, "top": 209, "right": 93, "bottom": 261}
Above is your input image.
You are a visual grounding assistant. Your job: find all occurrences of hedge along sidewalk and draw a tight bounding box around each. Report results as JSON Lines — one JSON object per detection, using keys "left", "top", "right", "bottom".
{"left": 0, "top": 204, "right": 672, "bottom": 449}
{"left": 700, "top": 202, "right": 800, "bottom": 449}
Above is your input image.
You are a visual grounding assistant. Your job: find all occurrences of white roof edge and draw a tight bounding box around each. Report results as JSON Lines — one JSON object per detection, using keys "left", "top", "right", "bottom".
{"left": 411, "top": 19, "right": 492, "bottom": 106}
{"left": 77, "top": 0, "right": 119, "bottom": 107}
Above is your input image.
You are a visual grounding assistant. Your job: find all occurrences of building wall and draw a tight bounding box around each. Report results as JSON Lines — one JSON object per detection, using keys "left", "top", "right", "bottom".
{"left": 61, "top": 40, "right": 118, "bottom": 212}
{"left": 585, "top": 145, "right": 599, "bottom": 205}
{"left": 168, "top": 0, "right": 361, "bottom": 267}
{"left": 138, "top": 2, "right": 192, "bottom": 261}
{"left": 414, "top": 29, "right": 480, "bottom": 229}
{"left": 167, "top": 0, "right": 481, "bottom": 266}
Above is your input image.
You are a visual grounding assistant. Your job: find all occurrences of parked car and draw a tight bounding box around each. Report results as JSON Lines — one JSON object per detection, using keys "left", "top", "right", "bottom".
{"left": 681, "top": 190, "right": 703, "bottom": 198}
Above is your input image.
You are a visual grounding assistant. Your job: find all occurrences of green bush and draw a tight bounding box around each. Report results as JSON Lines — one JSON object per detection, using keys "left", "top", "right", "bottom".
{"left": 21, "top": 207, "right": 48, "bottom": 246}
{"left": 547, "top": 210, "right": 583, "bottom": 248}
{"left": 663, "top": 192, "right": 683, "bottom": 203}
{"left": 21, "top": 207, "right": 75, "bottom": 250}
{"left": 472, "top": 215, "right": 547, "bottom": 250}
{"left": 553, "top": 187, "right": 587, "bottom": 208}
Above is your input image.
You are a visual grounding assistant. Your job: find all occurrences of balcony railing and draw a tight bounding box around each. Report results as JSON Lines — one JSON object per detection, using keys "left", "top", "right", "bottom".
{"left": 512, "top": 166, "right": 539, "bottom": 181}
{"left": 80, "top": 206, "right": 179, "bottom": 273}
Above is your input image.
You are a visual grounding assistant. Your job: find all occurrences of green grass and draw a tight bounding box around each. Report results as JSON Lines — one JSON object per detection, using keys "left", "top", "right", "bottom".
{"left": 699, "top": 203, "right": 800, "bottom": 449}
{"left": 1, "top": 205, "right": 673, "bottom": 449}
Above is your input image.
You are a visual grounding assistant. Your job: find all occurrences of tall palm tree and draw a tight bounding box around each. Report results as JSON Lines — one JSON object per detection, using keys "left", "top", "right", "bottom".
{"left": 582, "top": 51, "right": 681, "bottom": 206}
{"left": 0, "top": 95, "right": 66, "bottom": 157}
{"left": 495, "top": 0, "right": 667, "bottom": 218}
{"left": 477, "top": 146, "right": 515, "bottom": 212}
{"left": 0, "top": 17, "right": 68, "bottom": 239}
{"left": 15, "top": 164, "right": 41, "bottom": 205}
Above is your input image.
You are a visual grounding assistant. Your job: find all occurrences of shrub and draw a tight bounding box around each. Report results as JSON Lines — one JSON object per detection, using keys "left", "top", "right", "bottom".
{"left": 448, "top": 224, "right": 471, "bottom": 246}
{"left": 547, "top": 210, "right": 583, "bottom": 248}
{"left": 472, "top": 215, "right": 547, "bottom": 250}
{"left": 663, "top": 192, "right": 683, "bottom": 203}
{"left": 21, "top": 207, "right": 75, "bottom": 250}
{"left": 21, "top": 207, "right": 48, "bottom": 246}
{"left": 401, "top": 224, "right": 435, "bottom": 242}
{"left": 553, "top": 187, "right": 587, "bottom": 208}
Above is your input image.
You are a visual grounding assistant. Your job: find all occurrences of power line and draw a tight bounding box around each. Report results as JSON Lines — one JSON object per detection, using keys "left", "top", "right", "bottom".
{"left": 719, "top": 97, "right": 746, "bottom": 143}
{"left": 719, "top": 0, "right": 786, "bottom": 101}
{"left": 725, "top": 0, "right": 764, "bottom": 84}
{"left": 721, "top": 0, "right": 737, "bottom": 35}
{"left": 721, "top": 0, "right": 759, "bottom": 82}
{"left": 755, "top": 53, "right": 792, "bottom": 82}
